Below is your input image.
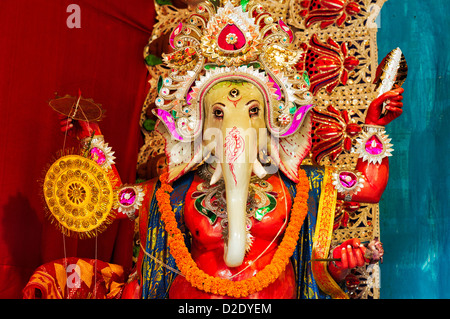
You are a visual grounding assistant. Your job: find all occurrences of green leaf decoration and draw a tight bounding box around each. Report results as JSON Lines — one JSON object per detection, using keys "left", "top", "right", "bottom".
{"left": 204, "top": 63, "right": 219, "bottom": 70}
{"left": 254, "top": 194, "right": 277, "bottom": 221}
{"left": 194, "top": 195, "right": 217, "bottom": 224}
{"left": 303, "top": 71, "right": 310, "bottom": 86}
{"left": 289, "top": 104, "right": 297, "bottom": 114}
{"left": 155, "top": 0, "right": 172, "bottom": 5}
{"left": 208, "top": 0, "right": 220, "bottom": 11}
{"left": 144, "top": 54, "right": 163, "bottom": 66}
{"left": 247, "top": 62, "right": 261, "bottom": 69}
{"left": 157, "top": 76, "right": 163, "bottom": 94}
{"left": 241, "top": 0, "right": 249, "bottom": 11}
{"left": 143, "top": 119, "right": 156, "bottom": 132}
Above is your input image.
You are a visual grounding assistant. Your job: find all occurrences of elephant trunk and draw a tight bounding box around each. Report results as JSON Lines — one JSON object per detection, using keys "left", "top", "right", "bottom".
{"left": 222, "top": 159, "right": 251, "bottom": 267}
{"left": 220, "top": 126, "right": 256, "bottom": 267}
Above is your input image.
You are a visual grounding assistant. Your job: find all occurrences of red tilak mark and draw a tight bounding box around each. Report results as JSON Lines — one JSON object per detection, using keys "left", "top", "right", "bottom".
{"left": 227, "top": 96, "right": 242, "bottom": 108}
{"left": 224, "top": 126, "right": 245, "bottom": 185}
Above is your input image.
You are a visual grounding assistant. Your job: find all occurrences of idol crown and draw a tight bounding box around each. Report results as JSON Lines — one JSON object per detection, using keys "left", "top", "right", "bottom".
{"left": 153, "top": 0, "right": 312, "bottom": 142}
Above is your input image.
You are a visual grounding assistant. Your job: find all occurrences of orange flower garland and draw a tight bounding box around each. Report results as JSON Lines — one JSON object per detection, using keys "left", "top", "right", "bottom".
{"left": 155, "top": 168, "right": 310, "bottom": 298}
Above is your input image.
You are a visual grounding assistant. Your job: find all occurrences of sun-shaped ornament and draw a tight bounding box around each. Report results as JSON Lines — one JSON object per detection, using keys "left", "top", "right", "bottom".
{"left": 43, "top": 154, "right": 115, "bottom": 238}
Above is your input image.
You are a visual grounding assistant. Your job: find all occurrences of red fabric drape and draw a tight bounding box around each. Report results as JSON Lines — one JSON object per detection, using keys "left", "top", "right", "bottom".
{"left": 0, "top": 0, "right": 155, "bottom": 298}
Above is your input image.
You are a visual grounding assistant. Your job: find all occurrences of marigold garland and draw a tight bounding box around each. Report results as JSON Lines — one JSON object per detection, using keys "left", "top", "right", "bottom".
{"left": 155, "top": 168, "right": 310, "bottom": 298}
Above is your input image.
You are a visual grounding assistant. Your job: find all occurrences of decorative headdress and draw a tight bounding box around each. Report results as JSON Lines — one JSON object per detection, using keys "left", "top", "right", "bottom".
{"left": 152, "top": 0, "right": 313, "bottom": 182}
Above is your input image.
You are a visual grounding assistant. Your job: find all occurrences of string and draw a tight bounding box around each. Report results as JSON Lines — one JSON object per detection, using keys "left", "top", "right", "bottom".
{"left": 94, "top": 231, "right": 98, "bottom": 298}
{"left": 74, "top": 92, "right": 99, "bottom": 299}
{"left": 61, "top": 107, "right": 72, "bottom": 156}
{"left": 62, "top": 92, "right": 93, "bottom": 151}
{"left": 61, "top": 98, "right": 72, "bottom": 299}
{"left": 60, "top": 91, "right": 95, "bottom": 299}
{"left": 69, "top": 94, "right": 82, "bottom": 120}
{"left": 139, "top": 242, "right": 184, "bottom": 276}
{"left": 76, "top": 97, "right": 93, "bottom": 135}
{"left": 62, "top": 233, "right": 69, "bottom": 298}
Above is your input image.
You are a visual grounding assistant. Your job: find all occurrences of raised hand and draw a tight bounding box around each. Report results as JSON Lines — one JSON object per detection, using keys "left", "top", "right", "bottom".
{"left": 365, "top": 87, "right": 404, "bottom": 126}
{"left": 58, "top": 114, "right": 100, "bottom": 140}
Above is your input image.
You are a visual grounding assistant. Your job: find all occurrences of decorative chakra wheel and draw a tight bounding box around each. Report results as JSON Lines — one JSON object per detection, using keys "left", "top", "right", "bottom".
{"left": 43, "top": 154, "right": 115, "bottom": 238}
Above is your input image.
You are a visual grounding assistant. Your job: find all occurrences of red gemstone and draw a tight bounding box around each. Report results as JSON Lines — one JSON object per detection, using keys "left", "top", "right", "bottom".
{"left": 217, "top": 24, "right": 246, "bottom": 51}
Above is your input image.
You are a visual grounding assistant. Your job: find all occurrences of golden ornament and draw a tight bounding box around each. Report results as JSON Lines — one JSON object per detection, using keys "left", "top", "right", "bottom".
{"left": 43, "top": 154, "right": 115, "bottom": 238}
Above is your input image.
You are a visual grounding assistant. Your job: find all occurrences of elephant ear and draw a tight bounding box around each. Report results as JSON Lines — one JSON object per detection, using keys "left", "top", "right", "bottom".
{"left": 271, "top": 113, "right": 312, "bottom": 183}
{"left": 155, "top": 121, "right": 203, "bottom": 183}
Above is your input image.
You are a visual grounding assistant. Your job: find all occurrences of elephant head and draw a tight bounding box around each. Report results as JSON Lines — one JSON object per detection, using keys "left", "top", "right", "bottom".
{"left": 201, "top": 80, "right": 269, "bottom": 266}
{"left": 155, "top": 77, "right": 312, "bottom": 267}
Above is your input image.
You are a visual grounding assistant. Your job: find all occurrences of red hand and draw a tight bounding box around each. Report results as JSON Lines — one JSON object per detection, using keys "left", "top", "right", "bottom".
{"left": 365, "top": 87, "right": 404, "bottom": 126}
{"left": 58, "top": 114, "right": 101, "bottom": 139}
{"left": 333, "top": 238, "right": 368, "bottom": 269}
{"left": 328, "top": 238, "right": 370, "bottom": 282}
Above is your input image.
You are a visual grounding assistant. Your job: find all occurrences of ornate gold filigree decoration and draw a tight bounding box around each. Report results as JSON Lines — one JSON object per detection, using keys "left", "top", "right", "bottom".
{"left": 43, "top": 154, "right": 115, "bottom": 238}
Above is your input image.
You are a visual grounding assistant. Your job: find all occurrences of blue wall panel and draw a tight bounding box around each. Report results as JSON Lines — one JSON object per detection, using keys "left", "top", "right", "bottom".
{"left": 377, "top": 0, "right": 450, "bottom": 298}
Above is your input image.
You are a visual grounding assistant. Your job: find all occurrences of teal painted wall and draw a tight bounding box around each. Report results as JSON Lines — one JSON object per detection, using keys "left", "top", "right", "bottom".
{"left": 377, "top": 0, "right": 450, "bottom": 298}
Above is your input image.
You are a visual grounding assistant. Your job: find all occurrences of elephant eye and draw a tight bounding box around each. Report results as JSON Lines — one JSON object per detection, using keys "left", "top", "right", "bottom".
{"left": 249, "top": 106, "right": 259, "bottom": 117}
{"left": 213, "top": 108, "right": 224, "bottom": 119}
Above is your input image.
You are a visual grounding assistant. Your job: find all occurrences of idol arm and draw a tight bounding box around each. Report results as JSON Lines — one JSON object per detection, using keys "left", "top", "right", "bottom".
{"left": 328, "top": 88, "right": 403, "bottom": 282}
{"left": 59, "top": 116, "right": 154, "bottom": 220}
{"left": 337, "top": 157, "right": 389, "bottom": 203}
{"left": 337, "top": 88, "right": 404, "bottom": 204}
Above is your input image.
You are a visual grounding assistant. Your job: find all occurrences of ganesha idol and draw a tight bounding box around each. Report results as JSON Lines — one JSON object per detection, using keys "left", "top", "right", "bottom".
{"left": 25, "top": 1, "right": 405, "bottom": 299}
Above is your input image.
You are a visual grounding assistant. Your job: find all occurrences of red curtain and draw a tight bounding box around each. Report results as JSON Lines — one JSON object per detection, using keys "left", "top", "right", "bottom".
{"left": 0, "top": 0, "right": 155, "bottom": 298}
